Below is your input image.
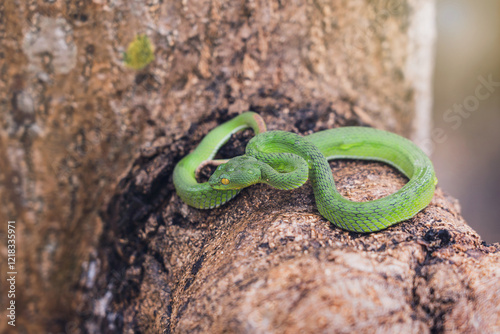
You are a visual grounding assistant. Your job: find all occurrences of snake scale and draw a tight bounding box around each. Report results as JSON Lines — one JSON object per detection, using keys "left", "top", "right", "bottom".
{"left": 173, "top": 112, "right": 437, "bottom": 232}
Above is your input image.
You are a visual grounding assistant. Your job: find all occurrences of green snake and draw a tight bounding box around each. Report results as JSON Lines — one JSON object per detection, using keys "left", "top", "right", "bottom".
{"left": 173, "top": 112, "right": 437, "bottom": 232}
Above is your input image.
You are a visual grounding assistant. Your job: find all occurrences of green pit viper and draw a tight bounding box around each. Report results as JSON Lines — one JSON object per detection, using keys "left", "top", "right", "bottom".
{"left": 173, "top": 112, "right": 437, "bottom": 233}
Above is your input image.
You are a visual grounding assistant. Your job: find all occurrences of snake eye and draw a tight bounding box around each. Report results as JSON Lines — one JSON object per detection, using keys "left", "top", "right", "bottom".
{"left": 221, "top": 178, "right": 230, "bottom": 185}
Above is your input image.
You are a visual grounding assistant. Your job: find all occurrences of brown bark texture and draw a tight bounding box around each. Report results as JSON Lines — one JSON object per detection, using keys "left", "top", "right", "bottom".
{"left": 0, "top": 0, "right": 498, "bottom": 333}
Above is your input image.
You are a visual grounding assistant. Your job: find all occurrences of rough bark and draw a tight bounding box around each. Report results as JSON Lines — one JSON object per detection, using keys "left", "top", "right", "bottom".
{"left": 1, "top": 0, "right": 498, "bottom": 333}
{"left": 81, "top": 110, "right": 500, "bottom": 334}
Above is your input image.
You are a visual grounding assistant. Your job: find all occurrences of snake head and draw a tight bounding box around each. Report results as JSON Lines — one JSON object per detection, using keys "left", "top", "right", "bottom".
{"left": 209, "top": 156, "right": 261, "bottom": 190}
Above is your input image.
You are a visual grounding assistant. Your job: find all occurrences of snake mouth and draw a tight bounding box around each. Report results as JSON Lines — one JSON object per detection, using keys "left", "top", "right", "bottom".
{"left": 209, "top": 181, "right": 242, "bottom": 190}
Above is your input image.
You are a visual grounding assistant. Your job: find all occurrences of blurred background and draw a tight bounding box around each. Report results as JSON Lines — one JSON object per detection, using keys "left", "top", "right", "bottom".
{"left": 434, "top": 0, "right": 500, "bottom": 243}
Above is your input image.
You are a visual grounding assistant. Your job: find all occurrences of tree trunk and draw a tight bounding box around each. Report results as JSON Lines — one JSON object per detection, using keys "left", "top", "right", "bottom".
{"left": 1, "top": 0, "right": 498, "bottom": 333}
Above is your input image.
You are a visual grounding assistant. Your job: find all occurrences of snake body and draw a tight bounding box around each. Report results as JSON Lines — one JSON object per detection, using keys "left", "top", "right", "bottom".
{"left": 173, "top": 112, "right": 266, "bottom": 209}
{"left": 173, "top": 112, "right": 437, "bottom": 232}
